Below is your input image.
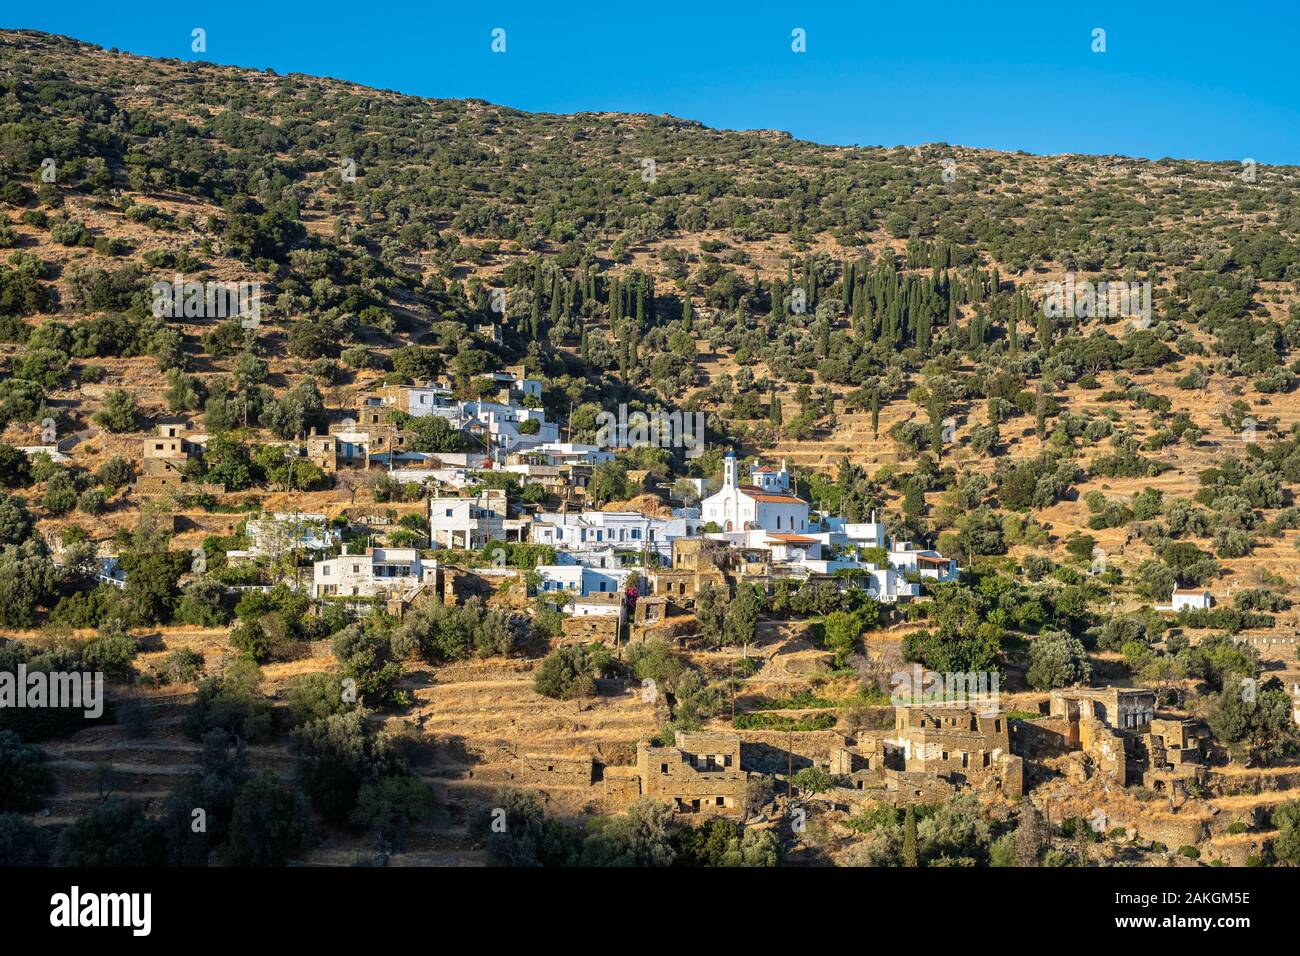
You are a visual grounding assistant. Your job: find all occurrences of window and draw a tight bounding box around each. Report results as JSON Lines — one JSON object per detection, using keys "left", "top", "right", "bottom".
{"left": 660, "top": 763, "right": 669, "bottom": 774}
{"left": 715, "top": 797, "right": 724, "bottom": 807}
{"left": 445, "top": 509, "right": 452, "bottom": 517}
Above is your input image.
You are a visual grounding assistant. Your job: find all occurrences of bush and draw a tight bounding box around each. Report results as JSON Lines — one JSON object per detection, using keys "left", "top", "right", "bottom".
{"left": 184, "top": 659, "right": 273, "bottom": 743}
{"left": 1026, "top": 631, "right": 1092, "bottom": 690}
{"left": 351, "top": 775, "right": 436, "bottom": 849}
{"left": 95, "top": 456, "right": 134, "bottom": 491}
{"left": 292, "top": 710, "right": 406, "bottom": 826}
{"left": 41, "top": 472, "right": 79, "bottom": 515}
{"left": 92, "top": 389, "right": 139, "bottom": 432}
{"left": 392, "top": 599, "right": 518, "bottom": 664}
{"left": 174, "top": 578, "right": 230, "bottom": 628}
{"left": 0, "top": 731, "right": 55, "bottom": 811}
{"left": 68, "top": 472, "right": 106, "bottom": 509}
{"left": 220, "top": 773, "right": 311, "bottom": 866}
{"left": 162, "top": 648, "right": 205, "bottom": 684}
{"left": 732, "top": 712, "right": 837, "bottom": 731}
{"left": 54, "top": 799, "right": 168, "bottom": 866}
{"left": 81, "top": 625, "right": 139, "bottom": 681}
{"left": 0, "top": 813, "right": 50, "bottom": 866}
{"left": 0, "top": 444, "right": 31, "bottom": 488}
{"left": 533, "top": 643, "right": 613, "bottom": 700}
{"left": 287, "top": 672, "right": 355, "bottom": 729}
{"left": 793, "top": 766, "right": 834, "bottom": 794}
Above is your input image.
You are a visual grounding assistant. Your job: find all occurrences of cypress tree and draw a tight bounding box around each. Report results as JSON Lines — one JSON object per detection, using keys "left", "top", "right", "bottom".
{"left": 903, "top": 806, "right": 919, "bottom": 867}
{"left": 1035, "top": 383, "right": 1048, "bottom": 440}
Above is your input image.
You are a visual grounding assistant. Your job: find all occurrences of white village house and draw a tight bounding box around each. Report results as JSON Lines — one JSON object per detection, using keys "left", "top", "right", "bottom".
{"left": 528, "top": 510, "right": 687, "bottom": 563}
{"left": 428, "top": 491, "right": 510, "bottom": 550}
{"left": 534, "top": 563, "right": 639, "bottom": 599}
{"left": 888, "top": 540, "right": 960, "bottom": 582}
{"left": 1171, "top": 588, "right": 1214, "bottom": 611}
{"left": 228, "top": 512, "right": 341, "bottom": 562}
{"left": 312, "top": 547, "right": 426, "bottom": 598}
{"left": 520, "top": 442, "right": 615, "bottom": 468}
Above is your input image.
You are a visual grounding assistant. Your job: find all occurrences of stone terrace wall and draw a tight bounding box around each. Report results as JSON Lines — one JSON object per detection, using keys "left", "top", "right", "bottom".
{"left": 518, "top": 754, "right": 594, "bottom": 787}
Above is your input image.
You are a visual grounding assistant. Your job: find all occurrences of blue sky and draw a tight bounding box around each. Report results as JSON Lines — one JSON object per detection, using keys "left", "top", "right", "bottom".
{"left": 7, "top": 1, "right": 1300, "bottom": 164}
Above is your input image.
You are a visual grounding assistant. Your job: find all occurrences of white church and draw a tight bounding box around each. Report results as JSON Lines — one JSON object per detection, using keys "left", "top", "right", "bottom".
{"left": 702, "top": 453, "right": 811, "bottom": 533}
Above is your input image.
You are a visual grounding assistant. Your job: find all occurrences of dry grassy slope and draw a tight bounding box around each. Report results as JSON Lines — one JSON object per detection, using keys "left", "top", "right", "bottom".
{"left": 3, "top": 35, "right": 1295, "bottom": 561}
{"left": 7, "top": 33, "right": 1300, "bottom": 862}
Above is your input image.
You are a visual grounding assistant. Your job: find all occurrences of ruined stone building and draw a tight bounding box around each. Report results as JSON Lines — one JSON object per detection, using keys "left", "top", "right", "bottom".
{"left": 649, "top": 538, "right": 730, "bottom": 604}
{"left": 518, "top": 753, "right": 595, "bottom": 789}
{"left": 611, "top": 731, "right": 747, "bottom": 816}
{"left": 557, "top": 591, "right": 626, "bottom": 645}
{"left": 1049, "top": 686, "right": 1156, "bottom": 732}
{"left": 384, "top": 564, "right": 527, "bottom": 617}
{"left": 882, "top": 705, "right": 1024, "bottom": 799}
{"left": 1010, "top": 686, "right": 1206, "bottom": 792}
{"left": 756, "top": 704, "right": 1023, "bottom": 806}
{"left": 305, "top": 422, "right": 416, "bottom": 473}
{"left": 629, "top": 595, "right": 692, "bottom": 644}
{"left": 138, "top": 423, "right": 219, "bottom": 494}
{"left": 1137, "top": 718, "right": 1210, "bottom": 796}
{"left": 519, "top": 731, "right": 748, "bottom": 818}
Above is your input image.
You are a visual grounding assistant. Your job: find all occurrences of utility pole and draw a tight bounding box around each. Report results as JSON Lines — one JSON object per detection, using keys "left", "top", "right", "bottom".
{"left": 730, "top": 658, "right": 736, "bottom": 722}
{"left": 787, "top": 729, "right": 794, "bottom": 800}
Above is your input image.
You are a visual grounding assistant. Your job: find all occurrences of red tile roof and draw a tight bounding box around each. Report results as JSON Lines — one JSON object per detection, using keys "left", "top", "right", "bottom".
{"left": 738, "top": 485, "right": 806, "bottom": 504}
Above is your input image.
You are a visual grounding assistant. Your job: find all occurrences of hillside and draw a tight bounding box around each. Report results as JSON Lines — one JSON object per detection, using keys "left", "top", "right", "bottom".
{"left": 3, "top": 28, "right": 1300, "bottom": 870}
